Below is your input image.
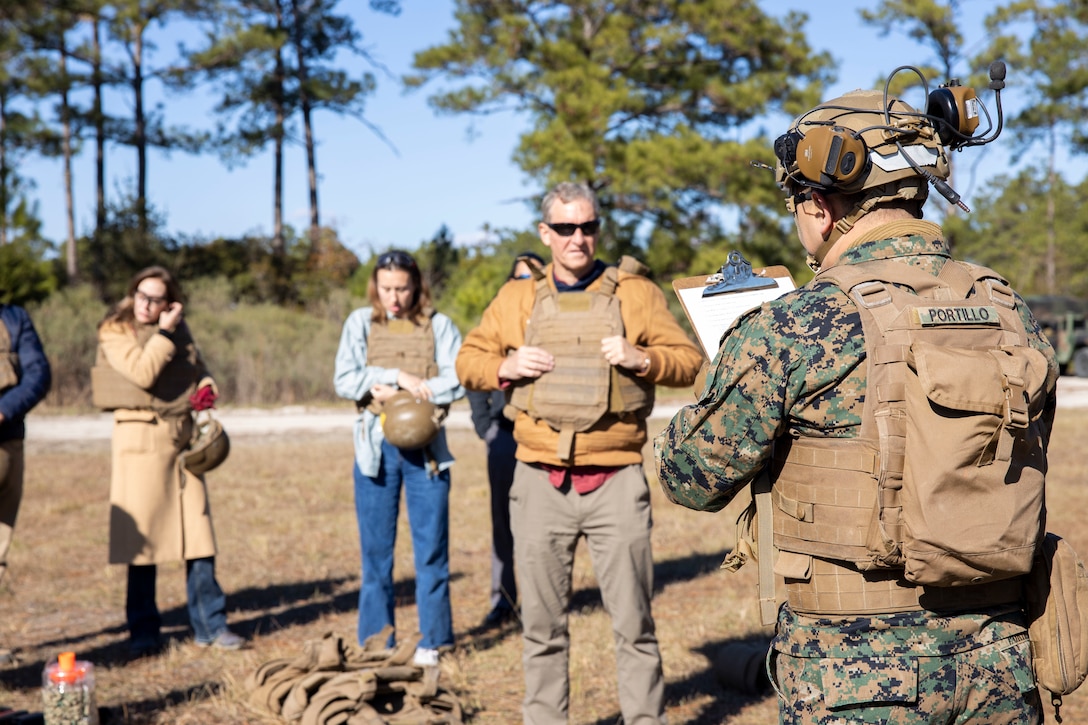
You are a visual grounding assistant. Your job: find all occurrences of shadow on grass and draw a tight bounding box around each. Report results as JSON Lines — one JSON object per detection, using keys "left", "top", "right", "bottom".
{"left": 97, "top": 681, "right": 227, "bottom": 724}
{"left": 0, "top": 572, "right": 464, "bottom": 698}
{"left": 671, "top": 635, "right": 775, "bottom": 724}
{"left": 568, "top": 547, "right": 729, "bottom": 613}
{"left": 578, "top": 634, "right": 775, "bottom": 725}
{"left": 227, "top": 574, "right": 359, "bottom": 635}
{"left": 458, "top": 610, "right": 523, "bottom": 653}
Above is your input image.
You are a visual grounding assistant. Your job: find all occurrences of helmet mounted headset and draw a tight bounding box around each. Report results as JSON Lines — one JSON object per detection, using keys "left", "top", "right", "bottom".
{"left": 765, "top": 63, "right": 1007, "bottom": 271}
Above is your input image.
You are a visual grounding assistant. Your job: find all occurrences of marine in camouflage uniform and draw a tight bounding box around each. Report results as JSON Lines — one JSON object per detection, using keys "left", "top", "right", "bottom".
{"left": 654, "top": 88, "right": 1058, "bottom": 724}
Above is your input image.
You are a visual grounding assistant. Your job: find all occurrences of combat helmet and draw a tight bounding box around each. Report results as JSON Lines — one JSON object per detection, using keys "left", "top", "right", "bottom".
{"left": 181, "top": 412, "right": 230, "bottom": 475}
{"left": 774, "top": 89, "right": 951, "bottom": 203}
{"left": 381, "top": 391, "right": 442, "bottom": 450}
{"left": 770, "top": 63, "right": 1009, "bottom": 270}
{"left": 774, "top": 90, "right": 956, "bottom": 272}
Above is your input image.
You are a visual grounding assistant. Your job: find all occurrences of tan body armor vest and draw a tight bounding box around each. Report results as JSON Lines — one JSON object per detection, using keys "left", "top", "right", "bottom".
{"left": 0, "top": 314, "right": 19, "bottom": 392}
{"left": 360, "top": 311, "right": 438, "bottom": 413}
{"left": 769, "top": 258, "right": 1048, "bottom": 618}
{"left": 92, "top": 323, "right": 205, "bottom": 417}
{"left": 506, "top": 257, "right": 655, "bottom": 461}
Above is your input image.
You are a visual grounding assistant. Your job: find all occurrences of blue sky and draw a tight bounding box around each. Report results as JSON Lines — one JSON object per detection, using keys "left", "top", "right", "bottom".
{"left": 21, "top": 0, "right": 1031, "bottom": 260}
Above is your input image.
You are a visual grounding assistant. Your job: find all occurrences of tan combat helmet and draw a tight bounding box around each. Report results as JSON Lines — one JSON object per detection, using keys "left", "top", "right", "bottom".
{"left": 381, "top": 391, "right": 442, "bottom": 450}
{"left": 775, "top": 90, "right": 951, "bottom": 200}
{"left": 774, "top": 89, "right": 953, "bottom": 269}
{"left": 182, "top": 414, "right": 231, "bottom": 475}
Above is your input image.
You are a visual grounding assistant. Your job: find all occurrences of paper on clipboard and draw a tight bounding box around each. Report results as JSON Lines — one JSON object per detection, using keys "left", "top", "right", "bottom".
{"left": 673, "top": 265, "right": 796, "bottom": 358}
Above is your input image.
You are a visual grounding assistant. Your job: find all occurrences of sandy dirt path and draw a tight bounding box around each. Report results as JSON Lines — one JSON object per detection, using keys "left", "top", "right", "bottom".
{"left": 27, "top": 377, "right": 1088, "bottom": 442}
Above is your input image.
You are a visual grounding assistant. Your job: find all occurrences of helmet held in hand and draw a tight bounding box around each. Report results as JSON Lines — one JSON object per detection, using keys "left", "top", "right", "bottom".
{"left": 181, "top": 414, "right": 230, "bottom": 475}
{"left": 381, "top": 391, "right": 441, "bottom": 450}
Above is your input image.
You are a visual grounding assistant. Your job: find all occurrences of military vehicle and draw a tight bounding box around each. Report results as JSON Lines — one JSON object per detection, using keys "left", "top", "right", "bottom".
{"left": 1026, "top": 296, "right": 1088, "bottom": 377}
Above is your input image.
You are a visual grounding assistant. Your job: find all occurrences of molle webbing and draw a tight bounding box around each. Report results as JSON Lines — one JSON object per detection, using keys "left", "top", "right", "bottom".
{"left": 823, "top": 259, "right": 1043, "bottom": 583}
{"left": 506, "top": 258, "right": 655, "bottom": 461}
{"left": 769, "top": 255, "right": 1047, "bottom": 615}
{"left": 771, "top": 437, "right": 880, "bottom": 566}
{"left": 366, "top": 315, "right": 437, "bottom": 380}
{"left": 784, "top": 556, "right": 1024, "bottom": 616}
{"left": 91, "top": 324, "right": 202, "bottom": 416}
{"left": 363, "top": 313, "right": 437, "bottom": 413}
{"left": 0, "top": 316, "right": 17, "bottom": 391}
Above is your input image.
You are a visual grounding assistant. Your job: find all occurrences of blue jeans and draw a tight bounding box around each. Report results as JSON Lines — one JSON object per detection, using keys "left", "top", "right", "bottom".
{"left": 354, "top": 439, "right": 453, "bottom": 650}
{"left": 126, "top": 557, "right": 228, "bottom": 643}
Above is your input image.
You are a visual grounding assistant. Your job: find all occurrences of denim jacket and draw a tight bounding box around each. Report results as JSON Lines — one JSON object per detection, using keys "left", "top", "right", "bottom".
{"left": 333, "top": 307, "right": 464, "bottom": 477}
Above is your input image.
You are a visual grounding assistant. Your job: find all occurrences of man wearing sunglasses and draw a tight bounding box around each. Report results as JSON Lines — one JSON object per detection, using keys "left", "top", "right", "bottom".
{"left": 457, "top": 182, "right": 702, "bottom": 725}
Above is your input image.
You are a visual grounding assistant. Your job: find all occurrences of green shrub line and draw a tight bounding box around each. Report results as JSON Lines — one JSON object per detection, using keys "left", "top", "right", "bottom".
{"left": 32, "top": 279, "right": 357, "bottom": 411}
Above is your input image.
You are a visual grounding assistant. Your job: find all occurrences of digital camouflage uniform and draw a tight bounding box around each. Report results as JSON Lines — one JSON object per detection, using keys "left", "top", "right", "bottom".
{"left": 654, "top": 226, "right": 1058, "bottom": 724}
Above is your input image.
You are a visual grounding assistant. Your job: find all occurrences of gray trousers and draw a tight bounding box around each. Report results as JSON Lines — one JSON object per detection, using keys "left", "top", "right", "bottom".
{"left": 510, "top": 461, "right": 666, "bottom": 725}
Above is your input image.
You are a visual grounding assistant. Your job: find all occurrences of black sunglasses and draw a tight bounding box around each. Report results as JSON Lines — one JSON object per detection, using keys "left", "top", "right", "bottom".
{"left": 545, "top": 219, "right": 600, "bottom": 237}
{"left": 376, "top": 251, "right": 417, "bottom": 269}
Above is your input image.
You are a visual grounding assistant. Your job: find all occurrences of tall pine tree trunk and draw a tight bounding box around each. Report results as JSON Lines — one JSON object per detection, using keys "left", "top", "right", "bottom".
{"left": 87, "top": 11, "right": 106, "bottom": 297}
{"left": 61, "top": 38, "right": 77, "bottom": 281}
{"left": 273, "top": 107, "right": 285, "bottom": 254}
{"left": 93, "top": 14, "right": 105, "bottom": 235}
{"left": 301, "top": 94, "right": 318, "bottom": 252}
{"left": 291, "top": 1, "right": 320, "bottom": 254}
{"left": 1045, "top": 125, "right": 1057, "bottom": 295}
{"left": 272, "top": 6, "right": 286, "bottom": 257}
{"left": 133, "top": 24, "right": 148, "bottom": 238}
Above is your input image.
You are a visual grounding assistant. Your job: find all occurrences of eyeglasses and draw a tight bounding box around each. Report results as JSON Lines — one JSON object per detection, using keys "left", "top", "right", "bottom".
{"left": 135, "top": 290, "right": 167, "bottom": 306}
{"left": 545, "top": 219, "right": 600, "bottom": 237}
{"left": 376, "top": 250, "right": 417, "bottom": 269}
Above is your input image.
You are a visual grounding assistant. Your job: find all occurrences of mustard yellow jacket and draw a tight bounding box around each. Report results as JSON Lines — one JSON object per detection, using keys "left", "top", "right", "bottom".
{"left": 456, "top": 262, "right": 703, "bottom": 468}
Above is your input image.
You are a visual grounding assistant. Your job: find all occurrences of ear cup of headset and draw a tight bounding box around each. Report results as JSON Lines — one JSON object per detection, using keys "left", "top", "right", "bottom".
{"left": 794, "top": 126, "right": 867, "bottom": 187}
{"left": 926, "top": 85, "right": 979, "bottom": 146}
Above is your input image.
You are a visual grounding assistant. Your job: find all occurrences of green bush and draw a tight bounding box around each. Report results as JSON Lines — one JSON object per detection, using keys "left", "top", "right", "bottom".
{"left": 32, "top": 279, "right": 359, "bottom": 411}
{"left": 29, "top": 285, "right": 106, "bottom": 409}
{"left": 0, "top": 238, "right": 57, "bottom": 306}
{"left": 187, "top": 283, "right": 348, "bottom": 407}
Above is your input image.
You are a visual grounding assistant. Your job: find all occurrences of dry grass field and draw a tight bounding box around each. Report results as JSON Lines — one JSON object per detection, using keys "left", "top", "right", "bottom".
{"left": 1, "top": 405, "right": 1087, "bottom": 724}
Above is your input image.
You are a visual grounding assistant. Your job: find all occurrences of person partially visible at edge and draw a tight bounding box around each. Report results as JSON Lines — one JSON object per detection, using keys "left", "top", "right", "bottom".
{"left": 96, "top": 266, "right": 243, "bottom": 657}
{"left": 466, "top": 251, "right": 545, "bottom": 631}
{"left": 456, "top": 182, "right": 704, "bottom": 724}
{"left": 333, "top": 249, "right": 465, "bottom": 668}
{"left": 655, "top": 89, "right": 1059, "bottom": 724}
{"left": 0, "top": 301, "right": 51, "bottom": 665}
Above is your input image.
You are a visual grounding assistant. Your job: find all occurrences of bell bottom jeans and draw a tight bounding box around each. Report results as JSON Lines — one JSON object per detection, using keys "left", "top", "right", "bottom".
{"left": 126, "top": 556, "right": 228, "bottom": 644}
{"left": 353, "top": 439, "right": 453, "bottom": 651}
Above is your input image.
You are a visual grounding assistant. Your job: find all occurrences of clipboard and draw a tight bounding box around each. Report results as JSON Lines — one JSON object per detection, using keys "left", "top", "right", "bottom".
{"left": 673, "top": 255, "right": 796, "bottom": 358}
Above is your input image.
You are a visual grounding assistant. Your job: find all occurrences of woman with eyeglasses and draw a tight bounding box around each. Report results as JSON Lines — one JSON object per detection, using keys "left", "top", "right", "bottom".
{"left": 333, "top": 249, "right": 465, "bottom": 667}
{"left": 94, "top": 266, "right": 242, "bottom": 657}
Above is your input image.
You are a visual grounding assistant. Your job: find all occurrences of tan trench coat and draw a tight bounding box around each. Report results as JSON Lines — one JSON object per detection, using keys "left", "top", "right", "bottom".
{"left": 97, "top": 320, "right": 218, "bottom": 565}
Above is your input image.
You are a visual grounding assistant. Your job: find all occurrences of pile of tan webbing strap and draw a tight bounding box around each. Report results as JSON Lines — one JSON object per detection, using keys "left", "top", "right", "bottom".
{"left": 245, "top": 627, "right": 464, "bottom": 724}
